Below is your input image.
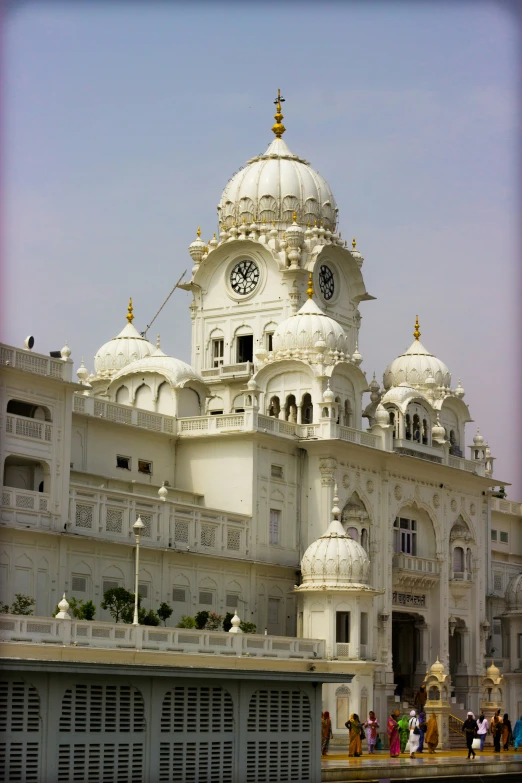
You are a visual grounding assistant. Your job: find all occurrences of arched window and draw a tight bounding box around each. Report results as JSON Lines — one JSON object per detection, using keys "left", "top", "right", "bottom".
{"left": 453, "top": 546, "right": 464, "bottom": 573}
{"left": 422, "top": 419, "right": 429, "bottom": 445}
{"left": 405, "top": 414, "right": 411, "bottom": 440}
{"left": 344, "top": 400, "right": 353, "bottom": 427}
{"left": 389, "top": 410, "right": 396, "bottom": 438}
{"left": 302, "top": 393, "right": 313, "bottom": 424}
{"left": 413, "top": 414, "right": 421, "bottom": 442}
{"left": 268, "top": 396, "right": 280, "bottom": 418}
{"left": 361, "top": 528, "right": 368, "bottom": 551}
{"left": 284, "top": 395, "right": 297, "bottom": 423}
{"left": 335, "top": 397, "right": 341, "bottom": 425}
{"left": 346, "top": 527, "right": 359, "bottom": 541}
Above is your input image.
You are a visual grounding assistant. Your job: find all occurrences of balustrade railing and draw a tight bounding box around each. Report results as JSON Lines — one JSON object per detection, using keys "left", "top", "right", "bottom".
{"left": 74, "top": 395, "right": 175, "bottom": 434}
{"left": 0, "top": 614, "right": 325, "bottom": 659}
{"left": 448, "top": 455, "right": 485, "bottom": 476}
{"left": 70, "top": 483, "right": 250, "bottom": 556}
{"left": 392, "top": 554, "right": 440, "bottom": 575}
{"left": 2, "top": 487, "right": 49, "bottom": 513}
{"left": 1, "top": 343, "right": 67, "bottom": 379}
{"left": 5, "top": 414, "right": 52, "bottom": 443}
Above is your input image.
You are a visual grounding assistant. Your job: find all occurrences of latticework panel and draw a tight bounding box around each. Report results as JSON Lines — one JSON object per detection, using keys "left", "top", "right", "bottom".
{"left": 57, "top": 743, "right": 143, "bottom": 783}
{"left": 0, "top": 680, "right": 41, "bottom": 783}
{"left": 246, "top": 689, "right": 311, "bottom": 782}
{"left": 59, "top": 684, "right": 145, "bottom": 733}
{"left": 159, "top": 686, "right": 234, "bottom": 782}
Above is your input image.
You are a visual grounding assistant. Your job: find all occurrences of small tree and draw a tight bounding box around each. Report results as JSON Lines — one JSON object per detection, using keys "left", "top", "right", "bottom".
{"left": 206, "top": 612, "right": 223, "bottom": 631}
{"left": 81, "top": 600, "right": 96, "bottom": 621}
{"left": 101, "top": 587, "right": 134, "bottom": 623}
{"left": 157, "top": 602, "right": 173, "bottom": 627}
{"left": 195, "top": 610, "right": 209, "bottom": 630}
{"left": 223, "top": 612, "right": 234, "bottom": 633}
{"left": 0, "top": 603, "right": 9, "bottom": 614}
{"left": 10, "top": 594, "right": 35, "bottom": 616}
{"left": 176, "top": 615, "right": 197, "bottom": 629}
{"left": 240, "top": 621, "right": 257, "bottom": 634}
{"left": 143, "top": 609, "right": 160, "bottom": 626}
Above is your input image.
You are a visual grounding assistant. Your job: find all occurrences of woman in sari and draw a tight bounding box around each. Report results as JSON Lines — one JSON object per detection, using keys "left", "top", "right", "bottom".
{"left": 513, "top": 715, "right": 522, "bottom": 749}
{"left": 347, "top": 713, "right": 362, "bottom": 757}
{"left": 502, "top": 714, "right": 512, "bottom": 750}
{"left": 425, "top": 714, "right": 439, "bottom": 752}
{"left": 321, "top": 711, "right": 333, "bottom": 756}
{"left": 398, "top": 714, "right": 410, "bottom": 753}
{"left": 387, "top": 710, "right": 401, "bottom": 757}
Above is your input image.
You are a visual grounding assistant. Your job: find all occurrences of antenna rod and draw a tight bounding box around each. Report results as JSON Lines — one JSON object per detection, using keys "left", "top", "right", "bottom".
{"left": 141, "top": 270, "right": 187, "bottom": 337}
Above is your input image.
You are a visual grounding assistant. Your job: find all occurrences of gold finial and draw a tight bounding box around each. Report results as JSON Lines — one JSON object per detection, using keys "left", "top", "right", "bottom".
{"left": 272, "top": 88, "right": 286, "bottom": 138}
{"left": 126, "top": 297, "right": 134, "bottom": 324}
{"left": 413, "top": 315, "right": 421, "bottom": 341}
{"left": 156, "top": 333, "right": 161, "bottom": 349}
{"left": 213, "top": 232, "right": 216, "bottom": 239}
{"left": 292, "top": 210, "right": 297, "bottom": 223}
{"left": 307, "top": 271, "right": 314, "bottom": 299}
{"left": 197, "top": 226, "right": 201, "bottom": 238}
{"left": 352, "top": 237, "right": 356, "bottom": 249}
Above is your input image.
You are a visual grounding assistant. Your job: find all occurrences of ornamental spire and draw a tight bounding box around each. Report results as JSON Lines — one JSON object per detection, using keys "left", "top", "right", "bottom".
{"left": 126, "top": 297, "right": 134, "bottom": 324}
{"left": 272, "top": 89, "right": 286, "bottom": 138}
{"left": 413, "top": 315, "right": 420, "bottom": 341}
{"left": 307, "top": 271, "right": 314, "bottom": 299}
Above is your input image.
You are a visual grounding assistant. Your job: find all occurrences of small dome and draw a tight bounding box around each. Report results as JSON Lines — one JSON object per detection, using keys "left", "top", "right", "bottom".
{"left": 505, "top": 573, "right": 522, "bottom": 610}
{"left": 432, "top": 415, "right": 446, "bottom": 442}
{"left": 430, "top": 657, "right": 445, "bottom": 675}
{"left": 94, "top": 300, "right": 155, "bottom": 378}
{"left": 383, "top": 319, "right": 450, "bottom": 391}
{"left": 111, "top": 347, "right": 205, "bottom": 389}
{"left": 473, "top": 428, "right": 484, "bottom": 446}
{"left": 300, "top": 517, "right": 371, "bottom": 589}
{"left": 384, "top": 338, "right": 451, "bottom": 390}
{"left": 374, "top": 404, "right": 390, "bottom": 426}
{"left": 323, "top": 383, "right": 335, "bottom": 404}
{"left": 486, "top": 662, "right": 500, "bottom": 679}
{"left": 218, "top": 136, "right": 338, "bottom": 231}
{"left": 273, "top": 297, "right": 349, "bottom": 356}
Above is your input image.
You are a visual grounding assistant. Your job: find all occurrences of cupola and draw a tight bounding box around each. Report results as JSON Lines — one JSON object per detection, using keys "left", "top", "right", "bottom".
{"left": 94, "top": 299, "right": 156, "bottom": 378}
{"left": 383, "top": 316, "right": 451, "bottom": 391}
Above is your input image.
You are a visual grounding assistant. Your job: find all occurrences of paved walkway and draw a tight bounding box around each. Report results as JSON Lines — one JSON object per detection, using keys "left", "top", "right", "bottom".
{"left": 321, "top": 748, "right": 522, "bottom": 780}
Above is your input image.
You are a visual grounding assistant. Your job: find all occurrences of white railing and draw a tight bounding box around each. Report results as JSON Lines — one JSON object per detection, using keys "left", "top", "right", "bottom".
{"left": 338, "top": 426, "right": 378, "bottom": 448}
{"left": 1, "top": 343, "right": 68, "bottom": 380}
{"left": 179, "top": 413, "right": 246, "bottom": 434}
{"left": 448, "top": 455, "right": 485, "bottom": 476}
{"left": 5, "top": 414, "right": 52, "bottom": 443}
{"left": 392, "top": 554, "right": 440, "bottom": 575}
{"left": 2, "top": 487, "right": 50, "bottom": 513}
{"left": 0, "top": 614, "right": 325, "bottom": 659}
{"left": 74, "top": 395, "right": 175, "bottom": 434}
{"left": 69, "top": 483, "right": 250, "bottom": 556}
{"left": 257, "top": 415, "right": 298, "bottom": 438}
{"left": 451, "top": 571, "right": 472, "bottom": 582}
{"left": 200, "top": 362, "right": 253, "bottom": 379}
{"left": 491, "top": 498, "right": 522, "bottom": 516}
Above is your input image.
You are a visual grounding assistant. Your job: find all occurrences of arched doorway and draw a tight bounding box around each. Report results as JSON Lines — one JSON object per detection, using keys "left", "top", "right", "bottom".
{"left": 392, "top": 612, "right": 422, "bottom": 703}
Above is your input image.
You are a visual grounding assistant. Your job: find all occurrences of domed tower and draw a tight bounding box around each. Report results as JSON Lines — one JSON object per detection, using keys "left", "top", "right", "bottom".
{"left": 294, "top": 487, "right": 382, "bottom": 731}
{"left": 181, "top": 92, "right": 374, "bottom": 413}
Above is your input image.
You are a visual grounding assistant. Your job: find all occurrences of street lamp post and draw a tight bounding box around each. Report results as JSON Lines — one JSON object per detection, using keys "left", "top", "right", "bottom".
{"left": 132, "top": 516, "right": 144, "bottom": 625}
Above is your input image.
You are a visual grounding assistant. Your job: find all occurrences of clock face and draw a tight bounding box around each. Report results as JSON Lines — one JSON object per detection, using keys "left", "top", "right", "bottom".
{"left": 230, "top": 259, "right": 260, "bottom": 296}
{"left": 319, "top": 265, "right": 335, "bottom": 300}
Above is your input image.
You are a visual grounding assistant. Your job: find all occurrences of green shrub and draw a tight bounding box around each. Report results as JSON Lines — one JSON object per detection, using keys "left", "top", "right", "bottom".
{"left": 240, "top": 621, "right": 257, "bottom": 634}
{"left": 176, "top": 615, "right": 197, "bottom": 629}
{"left": 157, "top": 602, "right": 173, "bottom": 626}
{"left": 223, "top": 612, "right": 234, "bottom": 632}
{"left": 143, "top": 609, "right": 160, "bottom": 626}
{"left": 101, "top": 588, "right": 134, "bottom": 623}
{"left": 10, "top": 594, "right": 35, "bottom": 616}
{"left": 195, "top": 610, "right": 209, "bottom": 630}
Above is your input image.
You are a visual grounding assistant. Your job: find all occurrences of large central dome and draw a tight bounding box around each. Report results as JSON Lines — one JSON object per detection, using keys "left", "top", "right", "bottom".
{"left": 217, "top": 96, "right": 338, "bottom": 231}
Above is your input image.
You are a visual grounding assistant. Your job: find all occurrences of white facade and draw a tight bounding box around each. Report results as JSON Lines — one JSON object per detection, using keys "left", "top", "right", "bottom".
{"left": 1, "top": 99, "right": 521, "bottom": 737}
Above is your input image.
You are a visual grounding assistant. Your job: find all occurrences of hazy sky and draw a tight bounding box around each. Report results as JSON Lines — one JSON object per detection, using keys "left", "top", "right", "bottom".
{"left": 2, "top": 1, "right": 521, "bottom": 497}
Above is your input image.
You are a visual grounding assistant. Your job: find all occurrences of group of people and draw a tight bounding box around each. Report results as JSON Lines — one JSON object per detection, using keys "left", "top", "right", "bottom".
{"left": 321, "top": 710, "right": 381, "bottom": 757}
{"left": 464, "top": 710, "right": 522, "bottom": 757}
{"left": 321, "top": 706, "right": 522, "bottom": 760}
{"left": 387, "top": 709, "right": 438, "bottom": 757}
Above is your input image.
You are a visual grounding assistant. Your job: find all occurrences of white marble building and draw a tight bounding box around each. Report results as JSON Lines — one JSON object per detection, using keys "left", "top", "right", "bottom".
{"left": 1, "top": 93, "right": 521, "bottom": 736}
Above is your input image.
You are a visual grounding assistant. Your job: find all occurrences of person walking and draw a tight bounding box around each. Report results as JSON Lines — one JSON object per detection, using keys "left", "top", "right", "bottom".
{"left": 513, "top": 715, "right": 522, "bottom": 749}
{"left": 387, "top": 710, "right": 401, "bottom": 757}
{"left": 417, "top": 711, "right": 427, "bottom": 753}
{"left": 476, "top": 713, "right": 488, "bottom": 751}
{"left": 425, "top": 714, "right": 439, "bottom": 752}
{"left": 321, "top": 711, "right": 333, "bottom": 756}
{"left": 414, "top": 684, "right": 427, "bottom": 712}
{"left": 491, "top": 712, "right": 502, "bottom": 752}
{"left": 398, "top": 714, "right": 410, "bottom": 753}
{"left": 502, "top": 714, "right": 512, "bottom": 750}
{"left": 407, "top": 710, "right": 420, "bottom": 759}
{"left": 364, "top": 711, "right": 379, "bottom": 754}
{"left": 462, "top": 711, "right": 478, "bottom": 760}
{"left": 346, "top": 713, "right": 363, "bottom": 757}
